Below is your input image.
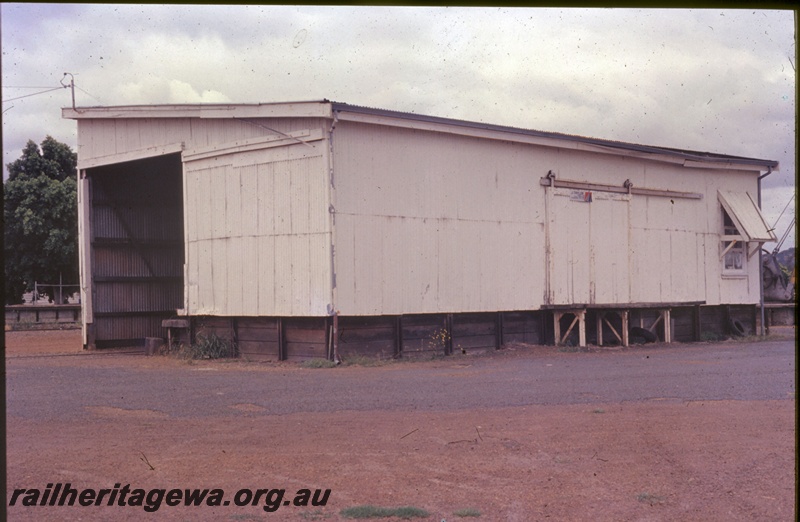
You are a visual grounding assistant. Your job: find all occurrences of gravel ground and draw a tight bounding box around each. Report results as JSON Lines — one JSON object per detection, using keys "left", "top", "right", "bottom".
{"left": 5, "top": 328, "right": 796, "bottom": 521}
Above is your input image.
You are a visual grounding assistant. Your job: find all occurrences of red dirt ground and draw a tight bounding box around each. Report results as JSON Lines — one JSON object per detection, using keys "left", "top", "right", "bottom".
{"left": 4, "top": 329, "right": 796, "bottom": 521}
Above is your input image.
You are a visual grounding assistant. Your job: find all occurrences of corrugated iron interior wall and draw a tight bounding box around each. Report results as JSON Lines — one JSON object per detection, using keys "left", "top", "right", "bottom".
{"left": 89, "top": 154, "right": 184, "bottom": 347}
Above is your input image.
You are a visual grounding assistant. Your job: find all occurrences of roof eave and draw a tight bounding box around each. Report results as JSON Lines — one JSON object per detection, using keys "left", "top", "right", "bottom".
{"left": 62, "top": 100, "right": 334, "bottom": 120}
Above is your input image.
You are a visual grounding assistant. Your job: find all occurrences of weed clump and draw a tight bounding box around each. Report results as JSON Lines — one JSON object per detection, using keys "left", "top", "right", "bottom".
{"left": 302, "top": 358, "right": 338, "bottom": 369}
{"left": 340, "top": 505, "right": 430, "bottom": 519}
{"left": 175, "top": 333, "right": 236, "bottom": 360}
{"left": 636, "top": 492, "right": 666, "bottom": 505}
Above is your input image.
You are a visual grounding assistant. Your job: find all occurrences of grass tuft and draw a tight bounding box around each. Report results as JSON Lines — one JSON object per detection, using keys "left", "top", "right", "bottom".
{"left": 301, "top": 358, "right": 338, "bottom": 369}
{"left": 173, "top": 333, "right": 236, "bottom": 360}
{"left": 636, "top": 492, "right": 666, "bottom": 505}
{"left": 340, "top": 505, "right": 430, "bottom": 519}
{"left": 340, "top": 355, "right": 393, "bottom": 367}
{"left": 453, "top": 507, "right": 482, "bottom": 517}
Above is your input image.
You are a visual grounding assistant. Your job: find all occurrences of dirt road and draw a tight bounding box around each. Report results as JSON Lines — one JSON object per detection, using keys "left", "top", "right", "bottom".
{"left": 5, "top": 329, "right": 796, "bottom": 521}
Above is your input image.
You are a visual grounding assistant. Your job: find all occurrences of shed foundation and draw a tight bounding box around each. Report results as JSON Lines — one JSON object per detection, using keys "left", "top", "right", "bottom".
{"left": 157, "top": 304, "right": 759, "bottom": 360}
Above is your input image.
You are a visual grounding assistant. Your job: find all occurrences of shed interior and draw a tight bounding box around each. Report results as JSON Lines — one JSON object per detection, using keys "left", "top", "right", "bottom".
{"left": 87, "top": 154, "right": 184, "bottom": 348}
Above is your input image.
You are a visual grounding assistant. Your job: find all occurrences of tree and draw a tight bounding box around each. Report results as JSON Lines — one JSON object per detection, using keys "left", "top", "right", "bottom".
{"left": 4, "top": 136, "right": 78, "bottom": 304}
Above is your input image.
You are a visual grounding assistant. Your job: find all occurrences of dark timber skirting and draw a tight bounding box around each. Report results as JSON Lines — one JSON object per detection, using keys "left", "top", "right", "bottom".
{"left": 187, "top": 311, "right": 545, "bottom": 361}
{"left": 163, "top": 304, "right": 759, "bottom": 360}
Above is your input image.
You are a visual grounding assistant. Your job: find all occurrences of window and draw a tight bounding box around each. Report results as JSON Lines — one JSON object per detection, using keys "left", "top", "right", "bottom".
{"left": 717, "top": 190, "right": 776, "bottom": 278}
{"left": 721, "top": 209, "right": 746, "bottom": 275}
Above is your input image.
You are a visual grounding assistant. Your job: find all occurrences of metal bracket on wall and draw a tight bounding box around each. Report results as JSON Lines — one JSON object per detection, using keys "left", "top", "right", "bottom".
{"left": 540, "top": 176, "right": 702, "bottom": 200}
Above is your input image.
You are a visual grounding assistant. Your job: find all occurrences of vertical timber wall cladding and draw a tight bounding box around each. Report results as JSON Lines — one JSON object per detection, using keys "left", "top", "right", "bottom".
{"left": 88, "top": 154, "right": 184, "bottom": 348}
{"left": 182, "top": 137, "right": 332, "bottom": 317}
{"left": 547, "top": 190, "right": 632, "bottom": 305}
{"left": 331, "top": 121, "right": 546, "bottom": 315}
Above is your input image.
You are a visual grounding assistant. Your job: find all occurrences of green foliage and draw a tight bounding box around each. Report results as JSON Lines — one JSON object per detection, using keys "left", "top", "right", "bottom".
{"left": 453, "top": 507, "right": 482, "bottom": 517}
{"left": 302, "top": 358, "right": 338, "bottom": 369}
{"left": 176, "top": 333, "right": 236, "bottom": 360}
{"left": 4, "top": 136, "right": 78, "bottom": 304}
{"left": 340, "top": 505, "right": 430, "bottom": 519}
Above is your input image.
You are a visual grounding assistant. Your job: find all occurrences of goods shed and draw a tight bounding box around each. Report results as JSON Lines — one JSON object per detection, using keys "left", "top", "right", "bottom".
{"left": 63, "top": 101, "right": 778, "bottom": 358}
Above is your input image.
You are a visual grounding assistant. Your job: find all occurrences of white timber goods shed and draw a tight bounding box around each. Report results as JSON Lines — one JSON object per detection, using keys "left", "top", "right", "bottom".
{"left": 64, "top": 101, "right": 778, "bottom": 359}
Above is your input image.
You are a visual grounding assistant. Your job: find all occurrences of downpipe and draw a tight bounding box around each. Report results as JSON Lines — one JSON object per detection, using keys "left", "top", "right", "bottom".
{"left": 757, "top": 166, "right": 773, "bottom": 336}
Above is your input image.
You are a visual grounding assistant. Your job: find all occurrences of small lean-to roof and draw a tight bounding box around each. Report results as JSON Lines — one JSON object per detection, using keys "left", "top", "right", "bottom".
{"left": 63, "top": 100, "right": 779, "bottom": 171}
{"left": 718, "top": 190, "right": 777, "bottom": 242}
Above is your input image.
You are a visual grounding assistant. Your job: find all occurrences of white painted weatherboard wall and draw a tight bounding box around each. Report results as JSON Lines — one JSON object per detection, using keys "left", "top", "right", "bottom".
{"left": 330, "top": 119, "right": 767, "bottom": 313}
{"left": 182, "top": 136, "right": 332, "bottom": 317}
{"left": 331, "top": 120, "right": 546, "bottom": 315}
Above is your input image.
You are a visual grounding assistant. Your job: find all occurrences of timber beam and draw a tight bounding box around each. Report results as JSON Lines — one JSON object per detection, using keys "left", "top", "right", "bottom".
{"left": 553, "top": 309, "right": 586, "bottom": 348}
{"left": 638, "top": 309, "right": 673, "bottom": 343}
{"left": 595, "top": 310, "right": 630, "bottom": 347}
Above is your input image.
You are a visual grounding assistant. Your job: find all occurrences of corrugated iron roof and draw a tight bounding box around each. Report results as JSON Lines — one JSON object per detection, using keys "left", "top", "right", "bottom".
{"left": 330, "top": 101, "right": 779, "bottom": 169}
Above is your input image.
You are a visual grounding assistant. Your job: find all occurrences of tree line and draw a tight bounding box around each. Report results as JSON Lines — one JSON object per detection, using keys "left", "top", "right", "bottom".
{"left": 4, "top": 136, "right": 78, "bottom": 304}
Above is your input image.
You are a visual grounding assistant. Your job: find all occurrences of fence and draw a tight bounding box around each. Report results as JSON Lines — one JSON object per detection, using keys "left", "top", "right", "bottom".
{"left": 5, "top": 304, "right": 81, "bottom": 330}
{"left": 31, "top": 281, "right": 81, "bottom": 305}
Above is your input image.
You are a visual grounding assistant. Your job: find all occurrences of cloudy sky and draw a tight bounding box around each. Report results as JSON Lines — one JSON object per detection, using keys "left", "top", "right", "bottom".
{"left": 2, "top": 4, "right": 796, "bottom": 247}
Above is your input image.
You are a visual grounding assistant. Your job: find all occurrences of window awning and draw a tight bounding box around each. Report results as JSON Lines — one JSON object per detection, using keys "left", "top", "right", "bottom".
{"left": 718, "top": 190, "right": 776, "bottom": 242}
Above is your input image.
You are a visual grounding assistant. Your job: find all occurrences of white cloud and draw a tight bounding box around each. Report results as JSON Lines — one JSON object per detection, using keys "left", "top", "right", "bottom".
{"left": 116, "top": 77, "right": 231, "bottom": 105}
{"left": 2, "top": 5, "right": 794, "bottom": 245}
{"left": 166, "top": 80, "right": 231, "bottom": 104}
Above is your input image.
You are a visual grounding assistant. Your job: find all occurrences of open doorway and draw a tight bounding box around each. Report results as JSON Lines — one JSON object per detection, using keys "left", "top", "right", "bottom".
{"left": 85, "top": 153, "right": 184, "bottom": 348}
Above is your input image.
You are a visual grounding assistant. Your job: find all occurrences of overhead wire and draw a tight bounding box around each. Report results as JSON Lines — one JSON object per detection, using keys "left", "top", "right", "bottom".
{"left": 3, "top": 85, "right": 64, "bottom": 89}
{"left": 2, "top": 86, "right": 65, "bottom": 103}
{"left": 771, "top": 193, "right": 795, "bottom": 229}
{"left": 769, "top": 193, "right": 796, "bottom": 253}
{"left": 76, "top": 85, "right": 103, "bottom": 105}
